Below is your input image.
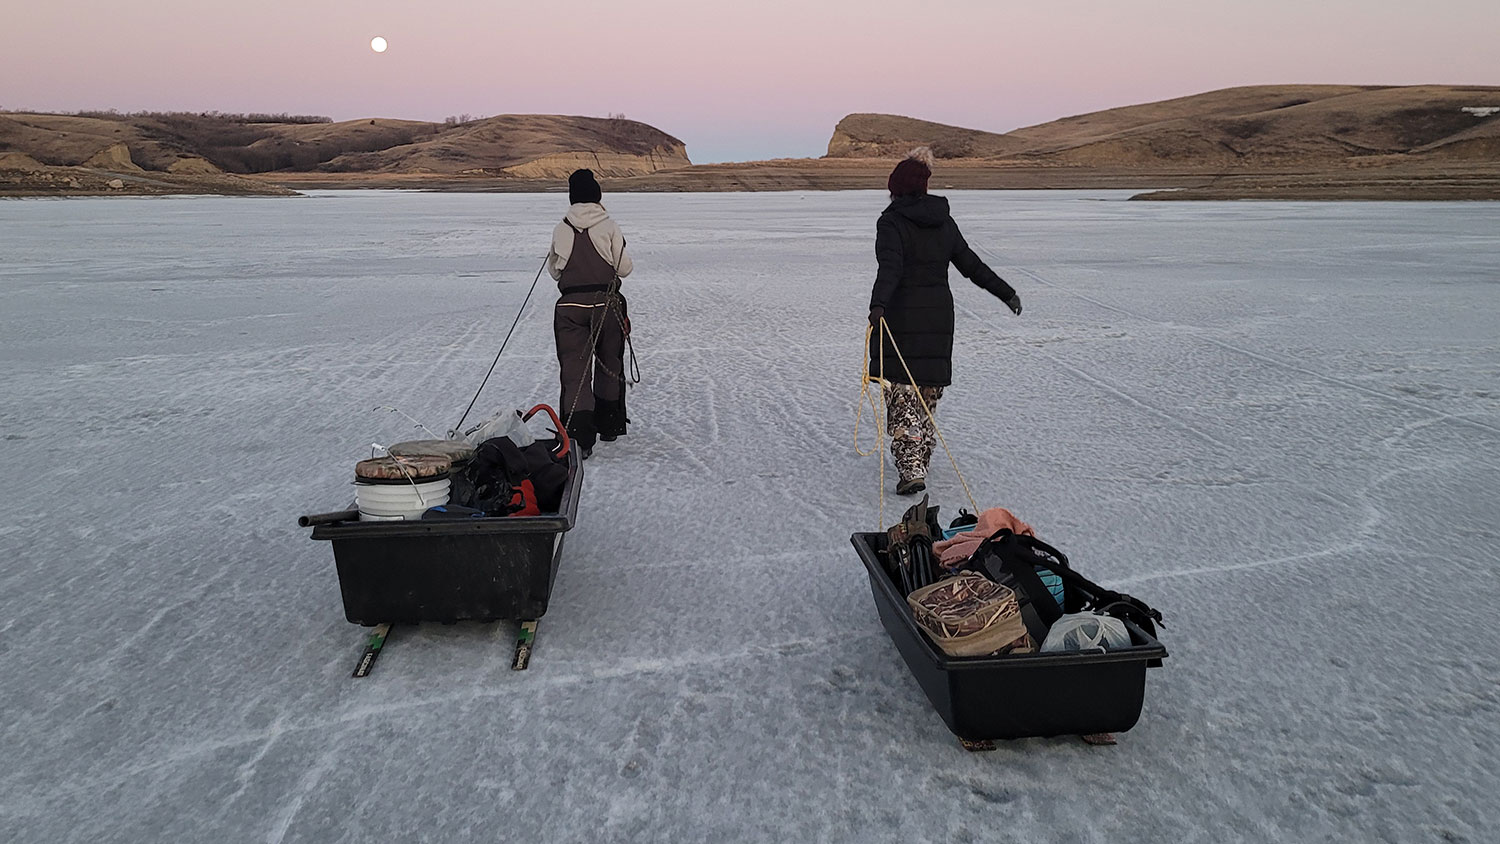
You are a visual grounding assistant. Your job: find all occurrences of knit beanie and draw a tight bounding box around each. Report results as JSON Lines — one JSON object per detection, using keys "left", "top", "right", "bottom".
{"left": 568, "top": 169, "right": 602, "bottom": 204}
{"left": 887, "top": 148, "right": 933, "bottom": 197}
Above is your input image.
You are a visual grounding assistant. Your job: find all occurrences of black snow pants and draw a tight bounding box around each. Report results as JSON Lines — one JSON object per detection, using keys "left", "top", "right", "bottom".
{"left": 555, "top": 292, "right": 628, "bottom": 450}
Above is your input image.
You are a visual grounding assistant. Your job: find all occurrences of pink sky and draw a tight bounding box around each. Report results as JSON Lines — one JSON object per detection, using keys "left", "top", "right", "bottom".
{"left": 3, "top": 0, "right": 1496, "bottom": 162}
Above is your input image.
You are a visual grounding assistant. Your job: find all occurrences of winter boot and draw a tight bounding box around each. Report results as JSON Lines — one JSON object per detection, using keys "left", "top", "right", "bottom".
{"left": 563, "top": 409, "right": 597, "bottom": 458}
{"left": 596, "top": 397, "right": 628, "bottom": 442}
{"left": 896, "top": 476, "right": 927, "bottom": 496}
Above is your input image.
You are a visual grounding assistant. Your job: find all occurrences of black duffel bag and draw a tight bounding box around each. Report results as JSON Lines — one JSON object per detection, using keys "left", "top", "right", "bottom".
{"left": 466, "top": 435, "right": 568, "bottom": 516}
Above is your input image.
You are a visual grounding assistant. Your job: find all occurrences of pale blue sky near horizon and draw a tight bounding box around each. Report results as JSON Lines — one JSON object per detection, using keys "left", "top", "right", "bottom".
{"left": 2, "top": 0, "right": 1497, "bottom": 162}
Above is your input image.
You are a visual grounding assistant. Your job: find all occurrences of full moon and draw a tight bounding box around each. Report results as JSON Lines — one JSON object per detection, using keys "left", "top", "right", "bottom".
{"left": 370, "top": 36, "right": 388, "bottom": 53}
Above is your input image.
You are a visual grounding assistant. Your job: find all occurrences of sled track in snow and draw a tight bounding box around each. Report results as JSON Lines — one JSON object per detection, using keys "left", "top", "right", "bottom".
{"left": 976, "top": 246, "right": 1500, "bottom": 439}
{"left": 957, "top": 296, "right": 1235, "bottom": 453}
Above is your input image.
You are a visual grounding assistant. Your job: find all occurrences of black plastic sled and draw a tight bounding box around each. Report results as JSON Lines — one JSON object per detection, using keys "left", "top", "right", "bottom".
{"left": 306, "top": 446, "right": 582, "bottom": 626}
{"left": 851, "top": 531, "right": 1167, "bottom": 743}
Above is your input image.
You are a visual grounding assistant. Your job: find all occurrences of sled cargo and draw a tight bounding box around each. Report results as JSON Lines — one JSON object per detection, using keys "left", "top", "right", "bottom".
{"left": 305, "top": 446, "right": 582, "bottom": 624}
{"left": 850, "top": 531, "right": 1167, "bottom": 743}
{"left": 300, "top": 441, "right": 582, "bottom": 675}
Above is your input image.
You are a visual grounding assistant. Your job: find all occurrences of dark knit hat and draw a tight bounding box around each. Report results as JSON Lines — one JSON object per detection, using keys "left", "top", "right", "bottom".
{"left": 887, "top": 157, "right": 931, "bottom": 197}
{"left": 568, "top": 169, "right": 602, "bottom": 204}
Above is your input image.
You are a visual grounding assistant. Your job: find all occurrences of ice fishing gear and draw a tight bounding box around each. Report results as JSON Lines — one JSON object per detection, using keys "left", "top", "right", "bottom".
{"left": 388, "top": 439, "right": 479, "bottom": 507}
{"left": 850, "top": 530, "right": 1170, "bottom": 745}
{"left": 906, "top": 571, "right": 1033, "bottom": 658}
{"left": 376, "top": 405, "right": 444, "bottom": 440}
{"left": 352, "top": 454, "right": 453, "bottom": 522}
{"left": 304, "top": 250, "right": 588, "bottom": 677}
{"left": 967, "top": 529, "right": 1164, "bottom": 646}
{"left": 961, "top": 529, "right": 1065, "bottom": 641}
{"left": 884, "top": 494, "right": 943, "bottom": 595}
{"left": 303, "top": 429, "right": 584, "bottom": 674}
{"left": 467, "top": 405, "right": 572, "bottom": 516}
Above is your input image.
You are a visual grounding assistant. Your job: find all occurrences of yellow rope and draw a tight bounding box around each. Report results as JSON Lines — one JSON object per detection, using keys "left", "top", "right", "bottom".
{"left": 859, "top": 317, "right": 980, "bottom": 517}
{"left": 854, "top": 324, "right": 888, "bottom": 531}
{"left": 854, "top": 324, "right": 884, "bottom": 459}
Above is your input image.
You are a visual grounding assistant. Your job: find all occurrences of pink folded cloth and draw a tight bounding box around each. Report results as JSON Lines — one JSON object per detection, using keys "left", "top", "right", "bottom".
{"left": 932, "top": 507, "right": 1035, "bottom": 568}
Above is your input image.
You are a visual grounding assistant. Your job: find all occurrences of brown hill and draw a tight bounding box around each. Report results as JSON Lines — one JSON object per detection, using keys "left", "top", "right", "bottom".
{"left": 0, "top": 149, "right": 297, "bottom": 197}
{"left": 827, "top": 85, "right": 1500, "bottom": 169}
{"left": 293, "top": 114, "right": 691, "bottom": 177}
{"left": 0, "top": 113, "right": 188, "bottom": 170}
{"left": 0, "top": 111, "right": 691, "bottom": 188}
{"left": 827, "top": 114, "right": 1030, "bottom": 159}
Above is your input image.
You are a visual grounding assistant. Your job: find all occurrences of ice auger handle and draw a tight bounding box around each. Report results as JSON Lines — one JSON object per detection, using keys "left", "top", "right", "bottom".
{"left": 522, "top": 404, "right": 571, "bottom": 459}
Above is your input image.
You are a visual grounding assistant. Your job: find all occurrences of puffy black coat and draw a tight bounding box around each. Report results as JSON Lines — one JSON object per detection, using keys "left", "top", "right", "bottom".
{"left": 868, "top": 195, "right": 1014, "bottom": 386}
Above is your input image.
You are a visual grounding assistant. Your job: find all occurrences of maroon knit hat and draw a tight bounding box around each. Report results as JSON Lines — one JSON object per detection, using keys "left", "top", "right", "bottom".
{"left": 887, "top": 157, "right": 931, "bottom": 197}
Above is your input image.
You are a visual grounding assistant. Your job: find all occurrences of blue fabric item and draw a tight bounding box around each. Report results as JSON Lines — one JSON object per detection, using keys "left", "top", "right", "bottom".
{"left": 1038, "top": 570, "right": 1065, "bottom": 610}
{"left": 422, "top": 505, "right": 486, "bottom": 520}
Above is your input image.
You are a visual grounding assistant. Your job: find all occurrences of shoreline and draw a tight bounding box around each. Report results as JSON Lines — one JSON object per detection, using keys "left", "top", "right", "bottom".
{"left": 5, "top": 160, "right": 1500, "bottom": 201}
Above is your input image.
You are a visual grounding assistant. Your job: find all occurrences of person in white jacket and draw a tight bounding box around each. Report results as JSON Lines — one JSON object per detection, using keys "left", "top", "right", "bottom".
{"left": 546, "top": 169, "right": 633, "bottom": 457}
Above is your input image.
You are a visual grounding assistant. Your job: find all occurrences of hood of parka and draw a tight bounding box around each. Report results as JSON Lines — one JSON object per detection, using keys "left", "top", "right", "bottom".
{"left": 886, "top": 194, "right": 951, "bottom": 229}
{"left": 564, "top": 202, "right": 611, "bottom": 229}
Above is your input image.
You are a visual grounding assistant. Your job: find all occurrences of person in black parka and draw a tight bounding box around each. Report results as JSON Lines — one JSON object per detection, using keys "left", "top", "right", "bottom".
{"left": 869, "top": 148, "right": 1021, "bottom": 495}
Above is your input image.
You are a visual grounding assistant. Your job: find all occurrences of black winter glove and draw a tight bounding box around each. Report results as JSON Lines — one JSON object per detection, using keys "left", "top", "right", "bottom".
{"left": 868, "top": 306, "right": 885, "bottom": 327}
{"left": 1003, "top": 292, "right": 1022, "bottom": 316}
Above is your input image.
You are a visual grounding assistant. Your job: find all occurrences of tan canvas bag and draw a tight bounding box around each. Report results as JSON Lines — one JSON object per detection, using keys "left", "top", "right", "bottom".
{"left": 907, "top": 572, "right": 1030, "bottom": 657}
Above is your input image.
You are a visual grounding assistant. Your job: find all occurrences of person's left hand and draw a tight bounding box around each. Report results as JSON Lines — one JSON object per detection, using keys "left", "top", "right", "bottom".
{"left": 868, "top": 306, "right": 885, "bottom": 327}
{"left": 1003, "top": 293, "right": 1022, "bottom": 316}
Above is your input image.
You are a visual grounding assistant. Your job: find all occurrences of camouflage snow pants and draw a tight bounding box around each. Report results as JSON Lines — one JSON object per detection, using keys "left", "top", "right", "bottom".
{"left": 884, "top": 383, "right": 944, "bottom": 482}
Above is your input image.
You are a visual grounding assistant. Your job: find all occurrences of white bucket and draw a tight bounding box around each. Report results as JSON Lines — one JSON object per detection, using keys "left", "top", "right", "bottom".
{"left": 355, "top": 477, "right": 450, "bottom": 521}
{"left": 356, "top": 482, "right": 452, "bottom": 503}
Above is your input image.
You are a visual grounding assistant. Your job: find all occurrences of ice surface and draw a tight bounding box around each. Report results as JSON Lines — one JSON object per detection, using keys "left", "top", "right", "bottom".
{"left": 1, "top": 191, "right": 1497, "bottom": 843}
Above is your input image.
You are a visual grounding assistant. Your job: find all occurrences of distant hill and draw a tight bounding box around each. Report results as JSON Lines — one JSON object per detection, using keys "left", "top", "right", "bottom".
{"left": 0, "top": 111, "right": 691, "bottom": 193}
{"left": 6, "top": 87, "right": 1497, "bottom": 198}
{"left": 827, "top": 85, "right": 1500, "bottom": 167}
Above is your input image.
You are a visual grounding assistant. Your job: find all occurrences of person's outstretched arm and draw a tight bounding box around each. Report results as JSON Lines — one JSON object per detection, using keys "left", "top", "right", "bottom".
{"left": 951, "top": 224, "right": 1020, "bottom": 314}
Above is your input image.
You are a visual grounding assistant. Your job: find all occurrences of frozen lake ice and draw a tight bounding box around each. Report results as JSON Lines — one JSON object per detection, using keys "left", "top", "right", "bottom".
{"left": 2, "top": 190, "right": 1498, "bottom": 843}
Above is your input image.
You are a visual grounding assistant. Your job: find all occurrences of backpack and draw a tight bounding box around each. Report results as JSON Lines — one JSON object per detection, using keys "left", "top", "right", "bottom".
{"left": 964, "top": 529, "right": 1165, "bottom": 654}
